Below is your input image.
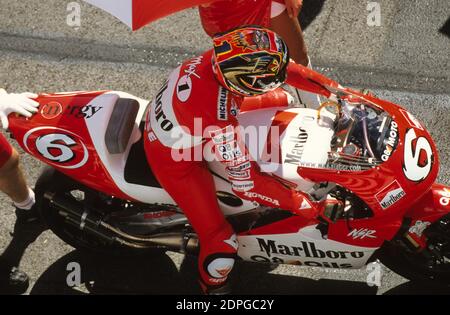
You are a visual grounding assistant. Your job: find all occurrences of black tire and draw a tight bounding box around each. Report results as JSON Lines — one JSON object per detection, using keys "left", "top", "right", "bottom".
{"left": 35, "top": 166, "right": 162, "bottom": 257}
{"left": 378, "top": 241, "right": 450, "bottom": 287}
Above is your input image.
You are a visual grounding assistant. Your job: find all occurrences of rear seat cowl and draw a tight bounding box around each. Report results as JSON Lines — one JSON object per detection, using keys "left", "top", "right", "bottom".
{"left": 105, "top": 98, "right": 140, "bottom": 154}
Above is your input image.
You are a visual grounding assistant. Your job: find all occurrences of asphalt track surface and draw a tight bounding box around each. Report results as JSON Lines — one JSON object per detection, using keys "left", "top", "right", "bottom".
{"left": 0, "top": 0, "right": 449, "bottom": 294}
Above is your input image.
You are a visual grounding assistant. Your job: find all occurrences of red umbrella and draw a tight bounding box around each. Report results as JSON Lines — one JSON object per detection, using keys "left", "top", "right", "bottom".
{"left": 83, "top": 0, "right": 215, "bottom": 31}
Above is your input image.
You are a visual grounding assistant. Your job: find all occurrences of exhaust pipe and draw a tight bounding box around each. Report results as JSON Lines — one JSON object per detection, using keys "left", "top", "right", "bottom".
{"left": 44, "top": 192, "right": 199, "bottom": 254}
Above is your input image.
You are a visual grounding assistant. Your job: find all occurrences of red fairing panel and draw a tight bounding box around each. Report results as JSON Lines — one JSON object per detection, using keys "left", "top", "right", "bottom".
{"left": 8, "top": 91, "right": 135, "bottom": 201}
{"left": 404, "top": 183, "right": 450, "bottom": 247}
{"left": 297, "top": 91, "right": 440, "bottom": 220}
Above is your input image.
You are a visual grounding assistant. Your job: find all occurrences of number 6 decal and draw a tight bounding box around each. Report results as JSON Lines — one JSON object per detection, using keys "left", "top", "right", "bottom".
{"left": 403, "top": 128, "right": 433, "bottom": 182}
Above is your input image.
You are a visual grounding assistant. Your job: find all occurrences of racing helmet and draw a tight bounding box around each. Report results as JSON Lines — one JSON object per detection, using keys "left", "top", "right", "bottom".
{"left": 212, "top": 25, "right": 290, "bottom": 97}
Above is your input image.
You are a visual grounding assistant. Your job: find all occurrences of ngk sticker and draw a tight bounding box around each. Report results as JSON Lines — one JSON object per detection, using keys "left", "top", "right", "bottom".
{"left": 375, "top": 180, "right": 406, "bottom": 209}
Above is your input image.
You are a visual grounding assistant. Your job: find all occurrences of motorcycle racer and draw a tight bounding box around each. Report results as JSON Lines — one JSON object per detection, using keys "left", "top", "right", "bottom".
{"left": 143, "top": 26, "right": 340, "bottom": 294}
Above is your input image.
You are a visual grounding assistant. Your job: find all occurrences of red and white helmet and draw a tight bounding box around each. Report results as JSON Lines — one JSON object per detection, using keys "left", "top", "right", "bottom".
{"left": 212, "top": 25, "right": 290, "bottom": 97}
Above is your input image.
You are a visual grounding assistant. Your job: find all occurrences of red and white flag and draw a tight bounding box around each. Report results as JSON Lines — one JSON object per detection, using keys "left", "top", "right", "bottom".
{"left": 83, "top": 0, "right": 214, "bottom": 31}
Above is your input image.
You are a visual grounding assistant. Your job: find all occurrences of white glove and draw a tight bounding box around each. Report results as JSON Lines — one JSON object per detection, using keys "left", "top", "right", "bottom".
{"left": 0, "top": 89, "right": 39, "bottom": 129}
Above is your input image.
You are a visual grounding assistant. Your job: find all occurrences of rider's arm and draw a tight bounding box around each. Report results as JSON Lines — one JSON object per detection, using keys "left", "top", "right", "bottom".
{"left": 210, "top": 122, "right": 319, "bottom": 219}
{"left": 240, "top": 88, "right": 292, "bottom": 112}
{"left": 285, "top": 60, "right": 339, "bottom": 98}
{"left": 0, "top": 88, "right": 39, "bottom": 129}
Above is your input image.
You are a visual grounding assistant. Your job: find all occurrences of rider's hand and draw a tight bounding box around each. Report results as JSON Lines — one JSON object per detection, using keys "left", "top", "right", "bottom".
{"left": 284, "top": 0, "right": 303, "bottom": 19}
{"left": 0, "top": 89, "right": 39, "bottom": 129}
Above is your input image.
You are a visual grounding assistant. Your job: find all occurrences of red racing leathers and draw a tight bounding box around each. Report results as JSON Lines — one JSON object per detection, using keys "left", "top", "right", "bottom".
{"left": 143, "top": 49, "right": 335, "bottom": 290}
{"left": 199, "top": 0, "right": 286, "bottom": 37}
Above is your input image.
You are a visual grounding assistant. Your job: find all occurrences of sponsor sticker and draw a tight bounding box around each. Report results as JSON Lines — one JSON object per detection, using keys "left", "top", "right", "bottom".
{"left": 381, "top": 121, "right": 399, "bottom": 162}
{"left": 227, "top": 169, "right": 251, "bottom": 180}
{"left": 216, "top": 140, "right": 243, "bottom": 162}
{"left": 227, "top": 161, "right": 251, "bottom": 172}
{"left": 217, "top": 86, "right": 228, "bottom": 121}
{"left": 284, "top": 127, "right": 308, "bottom": 165}
{"left": 440, "top": 187, "right": 450, "bottom": 206}
{"left": 175, "top": 55, "right": 203, "bottom": 102}
{"left": 408, "top": 220, "right": 431, "bottom": 237}
{"left": 66, "top": 105, "right": 102, "bottom": 119}
{"left": 40, "top": 102, "right": 63, "bottom": 119}
{"left": 40, "top": 102, "right": 102, "bottom": 119}
{"left": 375, "top": 180, "right": 406, "bottom": 209}
{"left": 232, "top": 180, "right": 255, "bottom": 192}
{"left": 225, "top": 154, "right": 250, "bottom": 167}
{"left": 153, "top": 83, "right": 174, "bottom": 132}
{"left": 176, "top": 75, "right": 192, "bottom": 102}
{"left": 209, "top": 125, "right": 235, "bottom": 144}
{"left": 244, "top": 192, "right": 280, "bottom": 206}
{"left": 257, "top": 238, "right": 365, "bottom": 260}
{"left": 183, "top": 56, "right": 203, "bottom": 79}
{"left": 347, "top": 228, "right": 377, "bottom": 240}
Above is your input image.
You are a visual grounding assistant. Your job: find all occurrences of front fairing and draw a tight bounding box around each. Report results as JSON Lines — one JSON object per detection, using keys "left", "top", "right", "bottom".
{"left": 298, "top": 88, "right": 439, "bottom": 218}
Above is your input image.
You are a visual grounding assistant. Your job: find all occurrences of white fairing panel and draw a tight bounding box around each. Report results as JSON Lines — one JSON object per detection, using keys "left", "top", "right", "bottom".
{"left": 235, "top": 107, "right": 335, "bottom": 193}
{"left": 84, "top": 91, "right": 175, "bottom": 205}
{"left": 237, "top": 225, "right": 378, "bottom": 269}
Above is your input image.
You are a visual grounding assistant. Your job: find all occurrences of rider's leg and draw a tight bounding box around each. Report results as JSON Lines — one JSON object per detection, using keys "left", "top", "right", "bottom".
{"left": 0, "top": 134, "right": 32, "bottom": 293}
{"left": 0, "top": 135, "right": 36, "bottom": 222}
{"left": 0, "top": 148, "right": 34, "bottom": 209}
{"left": 144, "top": 141, "right": 237, "bottom": 293}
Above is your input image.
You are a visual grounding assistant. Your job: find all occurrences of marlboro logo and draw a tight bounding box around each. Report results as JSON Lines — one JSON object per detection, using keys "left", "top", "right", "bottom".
{"left": 375, "top": 180, "right": 406, "bottom": 209}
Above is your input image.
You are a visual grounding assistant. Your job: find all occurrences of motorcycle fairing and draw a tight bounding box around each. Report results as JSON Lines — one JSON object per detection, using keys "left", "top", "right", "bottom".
{"left": 8, "top": 91, "right": 257, "bottom": 215}
{"left": 237, "top": 225, "right": 378, "bottom": 269}
{"left": 298, "top": 92, "right": 440, "bottom": 219}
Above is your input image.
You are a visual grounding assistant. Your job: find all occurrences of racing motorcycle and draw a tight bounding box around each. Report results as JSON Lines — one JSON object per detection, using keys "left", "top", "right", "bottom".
{"left": 6, "top": 77, "right": 450, "bottom": 287}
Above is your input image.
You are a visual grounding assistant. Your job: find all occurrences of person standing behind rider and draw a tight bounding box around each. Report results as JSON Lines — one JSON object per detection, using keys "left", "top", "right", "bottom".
{"left": 198, "top": 0, "right": 321, "bottom": 108}
{"left": 0, "top": 88, "right": 40, "bottom": 293}
{"left": 143, "top": 26, "right": 338, "bottom": 294}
